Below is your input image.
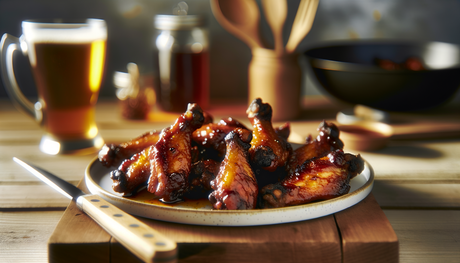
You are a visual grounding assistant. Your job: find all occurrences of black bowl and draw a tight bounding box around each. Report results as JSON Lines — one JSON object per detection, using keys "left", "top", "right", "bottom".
{"left": 304, "top": 40, "right": 460, "bottom": 111}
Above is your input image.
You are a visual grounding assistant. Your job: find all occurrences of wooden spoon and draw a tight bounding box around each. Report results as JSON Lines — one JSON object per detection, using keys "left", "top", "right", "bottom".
{"left": 261, "top": 0, "right": 288, "bottom": 54}
{"left": 285, "top": 0, "right": 319, "bottom": 53}
{"left": 210, "top": 0, "right": 265, "bottom": 49}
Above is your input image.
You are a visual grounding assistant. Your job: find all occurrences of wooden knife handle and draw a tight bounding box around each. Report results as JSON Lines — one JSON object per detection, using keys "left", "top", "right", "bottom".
{"left": 76, "top": 194, "right": 177, "bottom": 263}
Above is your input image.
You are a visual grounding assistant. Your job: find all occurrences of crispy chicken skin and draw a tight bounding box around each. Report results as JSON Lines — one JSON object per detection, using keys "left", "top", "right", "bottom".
{"left": 287, "top": 121, "right": 344, "bottom": 175}
{"left": 274, "top": 122, "right": 290, "bottom": 141}
{"left": 98, "top": 130, "right": 161, "bottom": 167}
{"left": 260, "top": 149, "right": 364, "bottom": 208}
{"left": 185, "top": 159, "right": 221, "bottom": 199}
{"left": 147, "top": 103, "right": 205, "bottom": 202}
{"left": 247, "top": 98, "right": 292, "bottom": 172}
{"left": 110, "top": 146, "right": 153, "bottom": 195}
{"left": 99, "top": 111, "right": 213, "bottom": 168}
{"left": 192, "top": 117, "right": 249, "bottom": 160}
{"left": 209, "top": 128, "right": 258, "bottom": 210}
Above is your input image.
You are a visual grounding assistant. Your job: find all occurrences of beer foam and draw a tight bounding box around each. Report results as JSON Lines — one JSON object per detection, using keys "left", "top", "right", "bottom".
{"left": 23, "top": 24, "right": 107, "bottom": 44}
{"left": 22, "top": 20, "right": 107, "bottom": 66}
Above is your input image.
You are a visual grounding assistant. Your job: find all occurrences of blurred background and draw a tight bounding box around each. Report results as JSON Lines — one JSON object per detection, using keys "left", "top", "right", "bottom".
{"left": 1, "top": 0, "right": 460, "bottom": 106}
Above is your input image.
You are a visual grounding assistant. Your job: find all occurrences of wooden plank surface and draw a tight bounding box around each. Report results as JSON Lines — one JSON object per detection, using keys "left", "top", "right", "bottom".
{"left": 0, "top": 185, "right": 70, "bottom": 209}
{"left": 335, "top": 194, "right": 398, "bottom": 263}
{"left": 373, "top": 181, "right": 460, "bottom": 208}
{"left": 384, "top": 210, "right": 460, "bottom": 263}
{"left": 0, "top": 211, "right": 63, "bottom": 263}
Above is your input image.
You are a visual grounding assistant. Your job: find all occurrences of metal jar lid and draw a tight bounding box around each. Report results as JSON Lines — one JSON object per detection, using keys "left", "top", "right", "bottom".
{"left": 154, "top": 15, "right": 205, "bottom": 30}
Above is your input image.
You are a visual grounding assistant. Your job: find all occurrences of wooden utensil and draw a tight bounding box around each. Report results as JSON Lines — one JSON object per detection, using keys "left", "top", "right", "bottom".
{"left": 210, "top": 0, "right": 265, "bottom": 48}
{"left": 285, "top": 0, "right": 319, "bottom": 53}
{"left": 261, "top": 0, "right": 288, "bottom": 54}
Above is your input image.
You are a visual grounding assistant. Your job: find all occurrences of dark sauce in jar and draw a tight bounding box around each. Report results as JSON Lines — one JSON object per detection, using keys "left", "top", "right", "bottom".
{"left": 154, "top": 14, "right": 209, "bottom": 113}
{"left": 159, "top": 51, "right": 209, "bottom": 112}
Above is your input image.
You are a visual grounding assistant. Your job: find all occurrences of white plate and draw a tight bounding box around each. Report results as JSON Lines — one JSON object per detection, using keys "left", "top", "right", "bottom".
{"left": 85, "top": 157, "right": 374, "bottom": 226}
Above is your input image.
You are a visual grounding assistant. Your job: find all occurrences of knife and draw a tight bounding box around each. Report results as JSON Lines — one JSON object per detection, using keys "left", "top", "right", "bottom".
{"left": 13, "top": 157, "right": 177, "bottom": 263}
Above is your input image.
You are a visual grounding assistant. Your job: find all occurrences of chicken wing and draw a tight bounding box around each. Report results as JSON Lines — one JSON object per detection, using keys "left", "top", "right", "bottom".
{"left": 148, "top": 103, "right": 205, "bottom": 202}
{"left": 274, "top": 122, "right": 290, "bottom": 141}
{"left": 99, "top": 111, "right": 213, "bottom": 168}
{"left": 185, "top": 159, "right": 221, "bottom": 199}
{"left": 192, "top": 117, "right": 249, "bottom": 161}
{"left": 98, "top": 130, "right": 160, "bottom": 167}
{"left": 260, "top": 149, "right": 364, "bottom": 208}
{"left": 110, "top": 146, "right": 153, "bottom": 195}
{"left": 287, "top": 121, "right": 344, "bottom": 175}
{"left": 247, "top": 98, "right": 292, "bottom": 172}
{"left": 209, "top": 128, "right": 258, "bottom": 210}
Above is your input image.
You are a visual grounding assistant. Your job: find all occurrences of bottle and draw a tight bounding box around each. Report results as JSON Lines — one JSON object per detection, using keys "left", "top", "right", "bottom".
{"left": 154, "top": 10, "right": 209, "bottom": 112}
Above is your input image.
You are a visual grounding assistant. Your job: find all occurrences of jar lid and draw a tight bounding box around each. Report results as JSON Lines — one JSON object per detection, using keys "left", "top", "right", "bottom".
{"left": 154, "top": 15, "right": 205, "bottom": 30}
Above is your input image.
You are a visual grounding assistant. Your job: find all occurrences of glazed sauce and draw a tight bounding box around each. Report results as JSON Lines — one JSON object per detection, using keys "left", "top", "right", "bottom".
{"left": 125, "top": 188, "right": 212, "bottom": 209}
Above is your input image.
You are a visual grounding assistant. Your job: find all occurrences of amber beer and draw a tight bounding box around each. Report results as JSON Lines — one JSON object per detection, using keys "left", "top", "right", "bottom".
{"left": 24, "top": 21, "right": 106, "bottom": 141}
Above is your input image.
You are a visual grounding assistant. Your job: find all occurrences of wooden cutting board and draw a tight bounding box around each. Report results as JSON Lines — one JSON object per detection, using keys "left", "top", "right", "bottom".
{"left": 48, "top": 179, "right": 398, "bottom": 263}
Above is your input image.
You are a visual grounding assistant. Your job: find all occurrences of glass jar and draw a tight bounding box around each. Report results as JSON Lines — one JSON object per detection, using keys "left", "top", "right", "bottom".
{"left": 154, "top": 14, "right": 209, "bottom": 112}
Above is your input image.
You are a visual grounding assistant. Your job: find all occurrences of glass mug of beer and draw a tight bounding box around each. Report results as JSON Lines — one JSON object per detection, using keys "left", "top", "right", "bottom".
{"left": 0, "top": 19, "right": 107, "bottom": 154}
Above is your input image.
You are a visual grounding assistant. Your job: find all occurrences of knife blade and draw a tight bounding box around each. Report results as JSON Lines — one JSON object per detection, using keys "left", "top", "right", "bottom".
{"left": 13, "top": 157, "right": 177, "bottom": 263}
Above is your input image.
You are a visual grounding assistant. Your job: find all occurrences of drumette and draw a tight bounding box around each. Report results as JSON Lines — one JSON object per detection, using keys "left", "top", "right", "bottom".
{"left": 147, "top": 103, "right": 205, "bottom": 202}
{"left": 246, "top": 98, "right": 292, "bottom": 172}
{"left": 209, "top": 128, "right": 258, "bottom": 210}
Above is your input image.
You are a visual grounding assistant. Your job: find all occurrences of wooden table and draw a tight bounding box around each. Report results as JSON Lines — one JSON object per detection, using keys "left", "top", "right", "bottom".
{"left": 1, "top": 98, "right": 459, "bottom": 263}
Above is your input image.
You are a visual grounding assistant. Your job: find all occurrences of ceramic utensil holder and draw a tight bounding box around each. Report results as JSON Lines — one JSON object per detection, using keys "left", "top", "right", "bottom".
{"left": 248, "top": 48, "right": 301, "bottom": 121}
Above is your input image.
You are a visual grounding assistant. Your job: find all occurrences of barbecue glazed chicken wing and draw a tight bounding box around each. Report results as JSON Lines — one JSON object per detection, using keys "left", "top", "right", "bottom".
{"left": 192, "top": 117, "right": 249, "bottom": 161}
{"left": 287, "top": 121, "right": 344, "bottom": 175}
{"left": 110, "top": 103, "right": 204, "bottom": 201}
{"left": 247, "top": 98, "right": 292, "bottom": 172}
{"left": 148, "top": 103, "right": 205, "bottom": 202}
{"left": 260, "top": 149, "right": 364, "bottom": 208}
{"left": 99, "top": 112, "right": 213, "bottom": 168}
{"left": 110, "top": 146, "right": 153, "bottom": 195}
{"left": 185, "top": 159, "right": 221, "bottom": 199}
{"left": 209, "top": 128, "right": 258, "bottom": 210}
{"left": 99, "top": 130, "right": 161, "bottom": 167}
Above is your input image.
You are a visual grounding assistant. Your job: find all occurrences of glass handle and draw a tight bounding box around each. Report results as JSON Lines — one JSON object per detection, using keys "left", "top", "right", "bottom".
{"left": 0, "top": 33, "right": 42, "bottom": 123}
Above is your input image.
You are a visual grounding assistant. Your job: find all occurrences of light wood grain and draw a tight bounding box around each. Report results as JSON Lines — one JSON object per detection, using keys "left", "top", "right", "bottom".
{"left": 355, "top": 140, "right": 460, "bottom": 182}
{"left": 373, "top": 181, "right": 460, "bottom": 208}
{"left": 384, "top": 210, "right": 460, "bottom": 263}
{"left": 0, "top": 185, "right": 70, "bottom": 209}
{"left": 0, "top": 152, "right": 93, "bottom": 183}
{"left": 0, "top": 211, "right": 63, "bottom": 263}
